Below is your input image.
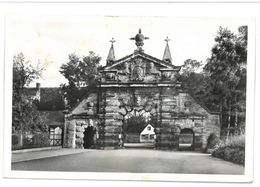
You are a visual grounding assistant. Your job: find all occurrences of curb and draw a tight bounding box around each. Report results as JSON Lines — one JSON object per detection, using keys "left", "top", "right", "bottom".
{"left": 12, "top": 146, "right": 62, "bottom": 154}
{"left": 11, "top": 149, "right": 98, "bottom": 163}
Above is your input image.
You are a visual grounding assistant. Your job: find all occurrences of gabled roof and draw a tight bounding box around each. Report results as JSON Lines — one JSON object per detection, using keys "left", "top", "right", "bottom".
{"left": 69, "top": 87, "right": 99, "bottom": 114}
{"left": 140, "top": 124, "right": 155, "bottom": 135}
{"left": 179, "top": 89, "right": 220, "bottom": 115}
{"left": 40, "top": 111, "right": 64, "bottom": 127}
{"left": 101, "top": 50, "right": 181, "bottom": 71}
{"left": 38, "top": 88, "right": 65, "bottom": 111}
{"left": 25, "top": 87, "right": 65, "bottom": 111}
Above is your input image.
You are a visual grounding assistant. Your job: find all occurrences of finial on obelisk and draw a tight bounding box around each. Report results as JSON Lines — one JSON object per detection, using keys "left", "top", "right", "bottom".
{"left": 107, "top": 37, "right": 116, "bottom": 65}
{"left": 162, "top": 36, "right": 172, "bottom": 64}
{"left": 130, "top": 29, "right": 149, "bottom": 51}
{"left": 165, "top": 36, "right": 171, "bottom": 43}
{"left": 110, "top": 37, "right": 116, "bottom": 44}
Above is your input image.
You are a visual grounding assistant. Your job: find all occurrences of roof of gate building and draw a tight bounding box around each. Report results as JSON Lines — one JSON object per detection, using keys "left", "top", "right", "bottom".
{"left": 40, "top": 110, "right": 65, "bottom": 127}
{"left": 24, "top": 86, "right": 65, "bottom": 127}
{"left": 38, "top": 87, "right": 65, "bottom": 111}
{"left": 25, "top": 86, "right": 65, "bottom": 111}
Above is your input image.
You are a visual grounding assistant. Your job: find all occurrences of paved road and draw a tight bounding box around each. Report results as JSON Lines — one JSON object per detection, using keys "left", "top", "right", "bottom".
{"left": 12, "top": 149, "right": 244, "bottom": 174}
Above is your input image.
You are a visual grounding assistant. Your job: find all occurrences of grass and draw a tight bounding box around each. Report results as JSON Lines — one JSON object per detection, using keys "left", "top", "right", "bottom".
{"left": 212, "top": 135, "right": 245, "bottom": 166}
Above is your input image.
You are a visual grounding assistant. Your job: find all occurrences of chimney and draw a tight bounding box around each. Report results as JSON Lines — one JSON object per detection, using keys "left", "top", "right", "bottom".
{"left": 36, "top": 82, "right": 41, "bottom": 90}
{"left": 35, "top": 82, "right": 41, "bottom": 101}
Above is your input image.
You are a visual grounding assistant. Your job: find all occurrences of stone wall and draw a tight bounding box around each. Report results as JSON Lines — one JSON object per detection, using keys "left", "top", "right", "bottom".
{"left": 72, "top": 93, "right": 98, "bottom": 115}
{"left": 63, "top": 118, "right": 76, "bottom": 148}
{"left": 101, "top": 89, "right": 122, "bottom": 148}
{"left": 64, "top": 87, "right": 220, "bottom": 151}
{"left": 63, "top": 117, "right": 100, "bottom": 149}
{"left": 203, "top": 114, "right": 221, "bottom": 148}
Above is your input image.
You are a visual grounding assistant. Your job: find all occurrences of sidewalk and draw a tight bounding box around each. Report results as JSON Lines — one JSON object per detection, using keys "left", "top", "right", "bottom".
{"left": 12, "top": 148, "right": 93, "bottom": 163}
{"left": 124, "top": 143, "right": 155, "bottom": 149}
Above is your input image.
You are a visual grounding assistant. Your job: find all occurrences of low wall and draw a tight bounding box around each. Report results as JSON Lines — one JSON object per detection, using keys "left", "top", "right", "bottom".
{"left": 125, "top": 133, "right": 140, "bottom": 143}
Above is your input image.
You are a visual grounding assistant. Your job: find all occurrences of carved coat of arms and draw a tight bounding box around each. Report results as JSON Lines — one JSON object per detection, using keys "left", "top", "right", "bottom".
{"left": 131, "top": 58, "right": 146, "bottom": 81}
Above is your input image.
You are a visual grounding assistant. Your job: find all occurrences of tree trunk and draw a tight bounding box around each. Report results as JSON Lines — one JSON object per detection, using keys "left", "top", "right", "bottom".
{"left": 226, "top": 101, "right": 231, "bottom": 140}
{"left": 234, "top": 95, "right": 239, "bottom": 135}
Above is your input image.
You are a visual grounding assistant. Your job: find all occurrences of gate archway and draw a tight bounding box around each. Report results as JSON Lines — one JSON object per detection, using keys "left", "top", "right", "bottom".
{"left": 123, "top": 114, "right": 147, "bottom": 143}
{"left": 83, "top": 126, "right": 97, "bottom": 149}
{"left": 178, "top": 128, "right": 195, "bottom": 151}
{"left": 121, "top": 109, "right": 157, "bottom": 148}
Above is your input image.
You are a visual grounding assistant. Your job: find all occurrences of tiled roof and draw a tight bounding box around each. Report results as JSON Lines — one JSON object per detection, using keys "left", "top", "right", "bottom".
{"left": 25, "top": 87, "right": 65, "bottom": 111}
{"left": 40, "top": 110, "right": 64, "bottom": 127}
{"left": 38, "top": 87, "right": 65, "bottom": 111}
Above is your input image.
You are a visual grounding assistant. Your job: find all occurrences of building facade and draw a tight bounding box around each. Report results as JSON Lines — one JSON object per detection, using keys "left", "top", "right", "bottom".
{"left": 140, "top": 124, "right": 156, "bottom": 143}
{"left": 63, "top": 29, "right": 220, "bottom": 151}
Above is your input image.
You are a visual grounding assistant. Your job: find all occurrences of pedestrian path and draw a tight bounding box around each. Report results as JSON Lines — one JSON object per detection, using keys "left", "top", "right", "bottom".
{"left": 124, "top": 143, "right": 155, "bottom": 149}
{"left": 12, "top": 148, "right": 93, "bottom": 163}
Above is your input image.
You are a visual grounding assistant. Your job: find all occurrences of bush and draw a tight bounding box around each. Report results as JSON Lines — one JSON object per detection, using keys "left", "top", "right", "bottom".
{"left": 205, "top": 133, "right": 219, "bottom": 152}
{"left": 32, "top": 133, "right": 50, "bottom": 146}
{"left": 212, "top": 135, "right": 245, "bottom": 165}
{"left": 12, "top": 134, "right": 19, "bottom": 145}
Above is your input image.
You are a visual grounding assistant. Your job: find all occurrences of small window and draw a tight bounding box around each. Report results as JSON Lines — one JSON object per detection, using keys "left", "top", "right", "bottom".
{"left": 141, "top": 134, "right": 149, "bottom": 140}
{"left": 147, "top": 126, "right": 151, "bottom": 131}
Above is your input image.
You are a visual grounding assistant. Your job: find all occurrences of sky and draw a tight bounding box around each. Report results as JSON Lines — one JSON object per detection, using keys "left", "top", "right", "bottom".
{"left": 5, "top": 15, "right": 247, "bottom": 87}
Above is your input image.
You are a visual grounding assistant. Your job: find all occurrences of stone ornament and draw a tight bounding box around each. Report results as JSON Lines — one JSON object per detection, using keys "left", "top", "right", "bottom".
{"left": 105, "top": 71, "right": 117, "bottom": 81}
{"left": 130, "top": 58, "right": 146, "bottom": 81}
{"left": 161, "top": 70, "right": 175, "bottom": 81}
{"left": 130, "top": 28, "right": 149, "bottom": 50}
{"left": 124, "top": 62, "right": 130, "bottom": 74}
{"left": 184, "top": 101, "right": 192, "bottom": 107}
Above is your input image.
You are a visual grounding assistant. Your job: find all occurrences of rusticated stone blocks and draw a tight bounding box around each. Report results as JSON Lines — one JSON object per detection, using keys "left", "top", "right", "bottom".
{"left": 75, "top": 125, "right": 84, "bottom": 149}
{"left": 64, "top": 85, "right": 220, "bottom": 151}
{"left": 63, "top": 120, "right": 76, "bottom": 148}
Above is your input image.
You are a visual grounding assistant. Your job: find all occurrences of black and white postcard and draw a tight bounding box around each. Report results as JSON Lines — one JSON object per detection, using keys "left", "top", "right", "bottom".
{"left": 1, "top": 2, "right": 257, "bottom": 183}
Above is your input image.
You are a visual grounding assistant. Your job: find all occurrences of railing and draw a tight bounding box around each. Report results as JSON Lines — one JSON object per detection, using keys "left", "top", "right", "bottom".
{"left": 12, "top": 130, "right": 63, "bottom": 150}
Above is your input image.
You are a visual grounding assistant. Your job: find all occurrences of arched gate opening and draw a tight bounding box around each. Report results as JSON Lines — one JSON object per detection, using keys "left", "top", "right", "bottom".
{"left": 178, "top": 128, "right": 195, "bottom": 151}
{"left": 122, "top": 110, "right": 157, "bottom": 149}
{"left": 83, "top": 126, "right": 96, "bottom": 149}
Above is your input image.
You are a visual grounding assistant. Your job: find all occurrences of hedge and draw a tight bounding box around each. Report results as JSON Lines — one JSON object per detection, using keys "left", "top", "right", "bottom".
{"left": 12, "top": 133, "right": 51, "bottom": 150}
{"left": 212, "top": 135, "right": 245, "bottom": 165}
{"left": 204, "top": 133, "right": 220, "bottom": 153}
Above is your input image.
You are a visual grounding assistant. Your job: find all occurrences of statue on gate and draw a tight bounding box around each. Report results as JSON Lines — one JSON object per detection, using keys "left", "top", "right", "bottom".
{"left": 131, "top": 58, "right": 145, "bottom": 81}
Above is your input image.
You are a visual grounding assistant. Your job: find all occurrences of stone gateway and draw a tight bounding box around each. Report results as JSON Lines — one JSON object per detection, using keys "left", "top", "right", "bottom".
{"left": 63, "top": 29, "right": 220, "bottom": 151}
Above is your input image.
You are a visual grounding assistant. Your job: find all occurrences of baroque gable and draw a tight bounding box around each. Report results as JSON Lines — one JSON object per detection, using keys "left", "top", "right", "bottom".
{"left": 100, "top": 52, "right": 181, "bottom": 83}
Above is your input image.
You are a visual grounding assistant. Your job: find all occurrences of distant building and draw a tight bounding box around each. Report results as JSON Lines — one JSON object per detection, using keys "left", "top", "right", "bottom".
{"left": 140, "top": 124, "right": 155, "bottom": 143}
{"left": 27, "top": 83, "right": 65, "bottom": 146}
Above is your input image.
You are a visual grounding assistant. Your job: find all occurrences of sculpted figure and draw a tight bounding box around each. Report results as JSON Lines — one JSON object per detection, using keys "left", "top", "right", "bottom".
{"left": 131, "top": 58, "right": 145, "bottom": 81}
{"left": 124, "top": 62, "right": 130, "bottom": 74}
{"left": 149, "top": 62, "right": 154, "bottom": 74}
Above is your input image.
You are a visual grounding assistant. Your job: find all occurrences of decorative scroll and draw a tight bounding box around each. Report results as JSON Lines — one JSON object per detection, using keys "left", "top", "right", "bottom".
{"left": 161, "top": 70, "right": 175, "bottom": 81}
{"left": 105, "top": 71, "right": 117, "bottom": 81}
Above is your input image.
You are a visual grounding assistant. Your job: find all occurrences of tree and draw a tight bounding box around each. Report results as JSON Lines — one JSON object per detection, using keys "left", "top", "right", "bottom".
{"left": 12, "top": 53, "right": 47, "bottom": 133}
{"left": 60, "top": 52, "right": 101, "bottom": 87}
{"left": 13, "top": 53, "right": 43, "bottom": 95}
{"left": 204, "top": 26, "right": 247, "bottom": 136}
{"left": 180, "top": 59, "right": 203, "bottom": 77}
{"left": 59, "top": 51, "right": 102, "bottom": 108}
{"left": 178, "top": 59, "right": 210, "bottom": 109}
{"left": 124, "top": 115, "right": 147, "bottom": 134}
{"left": 178, "top": 26, "right": 247, "bottom": 138}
